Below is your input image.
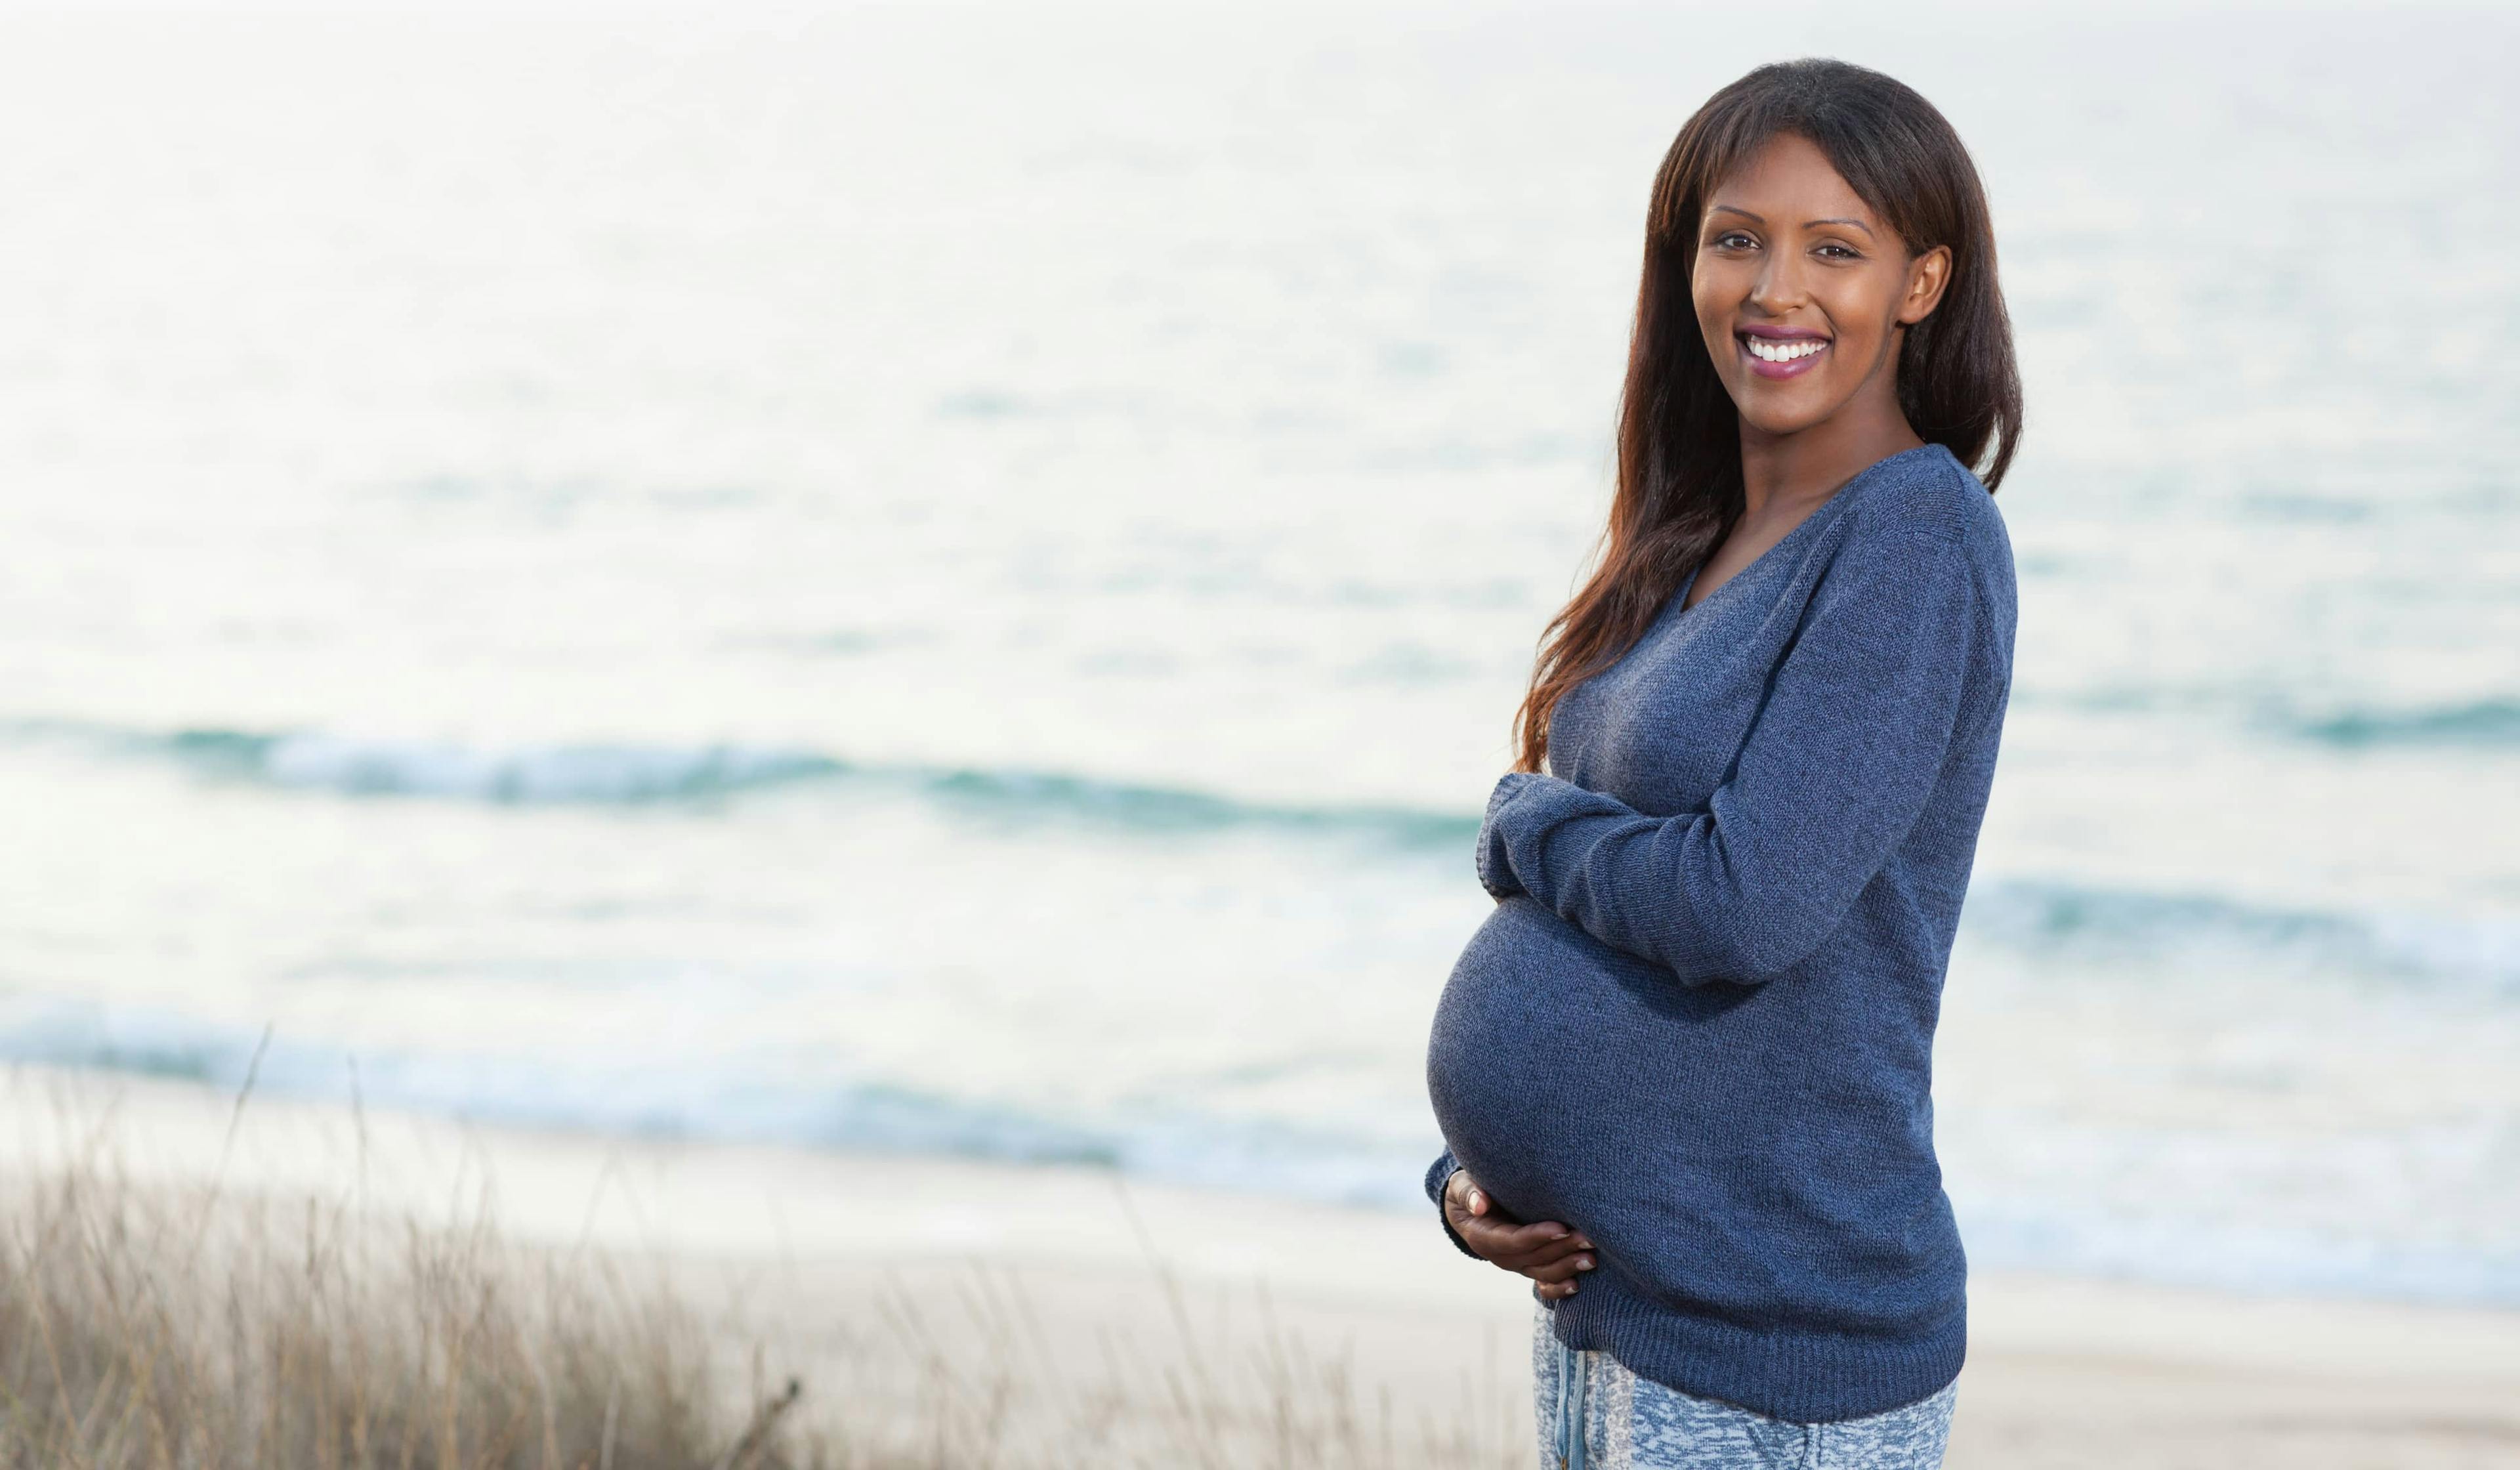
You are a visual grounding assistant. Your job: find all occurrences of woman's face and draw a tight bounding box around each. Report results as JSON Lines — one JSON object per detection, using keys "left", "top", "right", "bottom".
{"left": 1689, "top": 131, "right": 1950, "bottom": 440}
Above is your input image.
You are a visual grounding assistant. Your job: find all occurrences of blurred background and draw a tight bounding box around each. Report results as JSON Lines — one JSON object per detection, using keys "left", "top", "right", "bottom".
{"left": 1, "top": 0, "right": 2513, "bottom": 1311}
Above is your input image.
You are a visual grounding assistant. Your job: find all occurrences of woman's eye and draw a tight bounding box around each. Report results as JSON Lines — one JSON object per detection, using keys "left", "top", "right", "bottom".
{"left": 1818, "top": 243, "right": 1860, "bottom": 261}
{"left": 1715, "top": 232, "right": 1755, "bottom": 249}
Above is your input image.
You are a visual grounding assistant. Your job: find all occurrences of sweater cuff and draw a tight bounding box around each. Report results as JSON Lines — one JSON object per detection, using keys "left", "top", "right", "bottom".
{"left": 1475, "top": 771, "right": 1542, "bottom": 899}
{"left": 1480, "top": 770, "right": 1591, "bottom": 900}
{"left": 1423, "top": 1148, "right": 1482, "bottom": 1260}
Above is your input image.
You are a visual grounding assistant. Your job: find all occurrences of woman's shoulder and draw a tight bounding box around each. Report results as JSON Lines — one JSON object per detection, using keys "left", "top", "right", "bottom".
{"left": 1832, "top": 442, "right": 2018, "bottom": 643}
{"left": 1839, "top": 443, "right": 2009, "bottom": 549}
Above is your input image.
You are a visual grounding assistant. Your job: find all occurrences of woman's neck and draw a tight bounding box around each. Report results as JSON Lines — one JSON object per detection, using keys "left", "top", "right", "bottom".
{"left": 1736, "top": 398, "right": 1926, "bottom": 522}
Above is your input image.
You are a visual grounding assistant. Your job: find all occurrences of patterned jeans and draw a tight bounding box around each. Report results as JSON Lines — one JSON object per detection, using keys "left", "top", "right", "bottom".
{"left": 1532, "top": 1302, "right": 1959, "bottom": 1469}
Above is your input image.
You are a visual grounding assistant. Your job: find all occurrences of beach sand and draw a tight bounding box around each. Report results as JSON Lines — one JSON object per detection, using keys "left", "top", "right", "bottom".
{"left": 4, "top": 1060, "right": 2515, "bottom": 1468}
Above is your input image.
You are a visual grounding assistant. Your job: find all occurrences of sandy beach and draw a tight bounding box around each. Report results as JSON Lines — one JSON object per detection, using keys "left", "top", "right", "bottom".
{"left": 6, "top": 1060, "right": 2514, "bottom": 1469}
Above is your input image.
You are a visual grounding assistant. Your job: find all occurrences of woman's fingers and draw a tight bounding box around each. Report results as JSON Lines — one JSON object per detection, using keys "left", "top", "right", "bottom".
{"left": 1460, "top": 1213, "right": 1572, "bottom": 1258}
{"left": 1441, "top": 1170, "right": 1598, "bottom": 1282}
{"left": 1522, "top": 1244, "right": 1597, "bottom": 1301}
{"left": 1492, "top": 1227, "right": 1593, "bottom": 1270}
{"left": 1462, "top": 1218, "right": 1597, "bottom": 1273}
{"left": 1519, "top": 1249, "right": 1595, "bottom": 1284}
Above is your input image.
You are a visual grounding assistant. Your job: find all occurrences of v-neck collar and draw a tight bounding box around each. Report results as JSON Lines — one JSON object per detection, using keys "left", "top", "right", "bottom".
{"left": 1670, "top": 444, "right": 1943, "bottom": 621}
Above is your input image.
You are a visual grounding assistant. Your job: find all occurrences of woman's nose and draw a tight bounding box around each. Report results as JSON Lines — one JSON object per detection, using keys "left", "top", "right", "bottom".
{"left": 1750, "top": 251, "right": 1809, "bottom": 314}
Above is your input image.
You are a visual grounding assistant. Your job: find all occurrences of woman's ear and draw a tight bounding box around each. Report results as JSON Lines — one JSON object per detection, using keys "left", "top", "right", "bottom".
{"left": 1897, "top": 244, "right": 1954, "bottom": 326}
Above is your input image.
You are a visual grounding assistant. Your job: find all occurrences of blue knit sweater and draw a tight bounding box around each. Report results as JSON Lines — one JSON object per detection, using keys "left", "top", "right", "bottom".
{"left": 1422, "top": 442, "right": 2016, "bottom": 1423}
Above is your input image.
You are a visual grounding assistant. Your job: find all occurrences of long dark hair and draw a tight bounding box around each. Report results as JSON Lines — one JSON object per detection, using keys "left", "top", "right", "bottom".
{"left": 1510, "top": 57, "right": 2021, "bottom": 774}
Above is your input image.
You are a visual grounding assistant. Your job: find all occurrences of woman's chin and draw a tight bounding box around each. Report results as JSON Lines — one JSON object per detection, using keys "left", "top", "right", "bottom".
{"left": 1727, "top": 391, "right": 1842, "bottom": 439}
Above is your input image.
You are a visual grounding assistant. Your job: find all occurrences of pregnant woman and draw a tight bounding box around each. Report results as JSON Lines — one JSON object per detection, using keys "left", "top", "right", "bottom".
{"left": 1422, "top": 59, "right": 2021, "bottom": 1470}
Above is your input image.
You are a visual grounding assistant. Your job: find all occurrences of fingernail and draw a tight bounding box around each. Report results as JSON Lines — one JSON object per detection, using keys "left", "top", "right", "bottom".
{"left": 1469, "top": 1191, "right": 1484, "bottom": 1212}
{"left": 1548, "top": 1229, "right": 1568, "bottom": 1241}
{"left": 1577, "top": 1257, "right": 1594, "bottom": 1271}
{"left": 1565, "top": 1282, "right": 1578, "bottom": 1295}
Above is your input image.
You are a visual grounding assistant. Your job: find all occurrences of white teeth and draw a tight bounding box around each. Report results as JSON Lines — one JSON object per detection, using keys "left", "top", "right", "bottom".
{"left": 1746, "top": 336, "right": 1826, "bottom": 362}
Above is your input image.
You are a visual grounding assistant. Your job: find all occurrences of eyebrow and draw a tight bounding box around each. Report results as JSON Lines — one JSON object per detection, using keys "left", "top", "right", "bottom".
{"left": 1707, "top": 204, "right": 1876, "bottom": 239}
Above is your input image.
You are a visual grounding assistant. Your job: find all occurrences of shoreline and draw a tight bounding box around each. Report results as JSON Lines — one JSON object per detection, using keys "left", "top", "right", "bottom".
{"left": 6, "top": 1060, "right": 2517, "bottom": 1466}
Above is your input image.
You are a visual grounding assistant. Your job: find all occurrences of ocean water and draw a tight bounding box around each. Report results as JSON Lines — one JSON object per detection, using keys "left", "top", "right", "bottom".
{"left": 1, "top": 2, "right": 2514, "bottom": 1305}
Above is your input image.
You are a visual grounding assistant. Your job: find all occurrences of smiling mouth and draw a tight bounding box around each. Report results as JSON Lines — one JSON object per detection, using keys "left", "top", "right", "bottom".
{"left": 1741, "top": 335, "right": 1828, "bottom": 364}
{"left": 1736, "top": 331, "right": 1831, "bottom": 379}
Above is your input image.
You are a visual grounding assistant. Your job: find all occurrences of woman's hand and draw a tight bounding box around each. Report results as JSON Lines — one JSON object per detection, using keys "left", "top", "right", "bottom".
{"left": 1441, "top": 1166, "right": 1597, "bottom": 1300}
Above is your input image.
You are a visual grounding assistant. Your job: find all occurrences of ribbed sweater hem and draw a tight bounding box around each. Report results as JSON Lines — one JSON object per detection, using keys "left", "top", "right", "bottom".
{"left": 1544, "top": 1269, "right": 1966, "bottom": 1423}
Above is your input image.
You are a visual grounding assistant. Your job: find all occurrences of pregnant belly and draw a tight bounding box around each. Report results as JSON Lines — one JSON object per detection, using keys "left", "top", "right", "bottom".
{"left": 1425, "top": 896, "right": 1783, "bottom": 1236}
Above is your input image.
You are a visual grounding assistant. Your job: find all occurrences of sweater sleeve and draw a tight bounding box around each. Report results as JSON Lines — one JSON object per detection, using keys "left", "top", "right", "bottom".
{"left": 1478, "top": 528, "right": 1980, "bottom": 986}
{"left": 1423, "top": 1147, "right": 1483, "bottom": 1259}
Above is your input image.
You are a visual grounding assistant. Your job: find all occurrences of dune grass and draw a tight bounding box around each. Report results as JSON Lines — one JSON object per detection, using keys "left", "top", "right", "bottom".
{"left": 0, "top": 1062, "right": 1522, "bottom": 1469}
{"left": 0, "top": 1082, "right": 818, "bottom": 1469}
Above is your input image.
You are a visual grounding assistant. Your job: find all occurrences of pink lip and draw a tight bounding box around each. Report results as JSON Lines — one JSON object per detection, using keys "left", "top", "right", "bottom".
{"left": 1737, "top": 326, "right": 1831, "bottom": 379}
